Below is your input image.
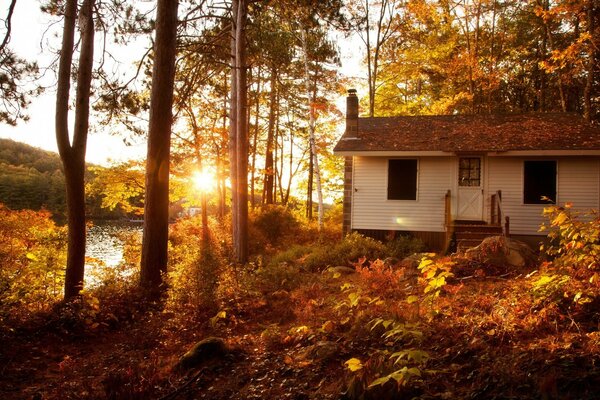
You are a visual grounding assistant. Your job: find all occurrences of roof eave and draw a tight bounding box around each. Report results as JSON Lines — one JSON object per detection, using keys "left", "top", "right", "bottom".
{"left": 334, "top": 149, "right": 600, "bottom": 157}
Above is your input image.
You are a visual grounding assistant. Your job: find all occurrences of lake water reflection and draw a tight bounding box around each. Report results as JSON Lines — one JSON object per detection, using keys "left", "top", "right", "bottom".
{"left": 86, "top": 222, "right": 142, "bottom": 269}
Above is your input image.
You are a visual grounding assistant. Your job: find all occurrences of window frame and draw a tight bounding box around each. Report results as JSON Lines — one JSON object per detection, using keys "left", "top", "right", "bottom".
{"left": 458, "top": 157, "right": 482, "bottom": 187}
{"left": 522, "top": 159, "right": 557, "bottom": 205}
{"left": 387, "top": 158, "right": 419, "bottom": 201}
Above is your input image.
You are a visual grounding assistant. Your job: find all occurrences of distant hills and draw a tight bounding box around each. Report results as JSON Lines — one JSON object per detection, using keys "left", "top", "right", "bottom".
{"left": 0, "top": 138, "right": 67, "bottom": 215}
{"left": 0, "top": 138, "right": 120, "bottom": 219}
{"left": 0, "top": 138, "right": 63, "bottom": 174}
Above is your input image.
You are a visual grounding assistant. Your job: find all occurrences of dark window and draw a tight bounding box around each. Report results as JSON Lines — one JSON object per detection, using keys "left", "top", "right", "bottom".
{"left": 524, "top": 160, "right": 556, "bottom": 204}
{"left": 388, "top": 159, "right": 417, "bottom": 200}
{"left": 459, "top": 157, "right": 481, "bottom": 187}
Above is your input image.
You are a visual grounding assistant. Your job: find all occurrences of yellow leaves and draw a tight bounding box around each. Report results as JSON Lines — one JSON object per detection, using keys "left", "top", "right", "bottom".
{"left": 573, "top": 292, "right": 592, "bottom": 305}
{"left": 345, "top": 358, "right": 363, "bottom": 372}
{"left": 321, "top": 320, "right": 334, "bottom": 333}
{"left": 552, "top": 211, "right": 568, "bottom": 227}
{"left": 210, "top": 310, "right": 227, "bottom": 328}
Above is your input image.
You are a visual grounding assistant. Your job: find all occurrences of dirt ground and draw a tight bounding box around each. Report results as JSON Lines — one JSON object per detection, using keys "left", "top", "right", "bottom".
{"left": 2, "top": 269, "right": 600, "bottom": 400}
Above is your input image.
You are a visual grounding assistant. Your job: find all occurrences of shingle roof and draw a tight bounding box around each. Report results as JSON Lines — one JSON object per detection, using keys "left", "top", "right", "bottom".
{"left": 333, "top": 113, "right": 600, "bottom": 153}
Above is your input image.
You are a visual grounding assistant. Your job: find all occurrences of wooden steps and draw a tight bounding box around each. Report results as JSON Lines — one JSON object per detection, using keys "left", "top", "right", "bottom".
{"left": 449, "top": 221, "right": 503, "bottom": 251}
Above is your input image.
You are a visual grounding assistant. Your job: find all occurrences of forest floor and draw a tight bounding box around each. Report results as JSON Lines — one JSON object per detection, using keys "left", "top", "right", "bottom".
{"left": 2, "top": 258, "right": 600, "bottom": 400}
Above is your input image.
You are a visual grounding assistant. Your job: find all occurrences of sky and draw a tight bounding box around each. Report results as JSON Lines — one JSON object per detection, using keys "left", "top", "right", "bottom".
{"left": 0, "top": 1, "right": 363, "bottom": 166}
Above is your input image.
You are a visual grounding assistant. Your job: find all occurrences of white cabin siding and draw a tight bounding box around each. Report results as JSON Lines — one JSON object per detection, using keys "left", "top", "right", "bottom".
{"left": 487, "top": 157, "right": 600, "bottom": 235}
{"left": 351, "top": 155, "right": 599, "bottom": 236}
{"left": 352, "top": 156, "right": 453, "bottom": 232}
{"left": 558, "top": 158, "right": 599, "bottom": 209}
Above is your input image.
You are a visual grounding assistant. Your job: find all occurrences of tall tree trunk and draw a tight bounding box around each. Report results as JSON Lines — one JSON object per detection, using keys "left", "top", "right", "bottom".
{"left": 229, "top": 5, "right": 239, "bottom": 257}
{"left": 263, "top": 66, "right": 277, "bottom": 205}
{"left": 140, "top": 0, "right": 179, "bottom": 295}
{"left": 230, "top": 0, "right": 249, "bottom": 263}
{"left": 219, "top": 71, "right": 228, "bottom": 219}
{"left": 250, "top": 66, "right": 260, "bottom": 209}
{"left": 306, "top": 144, "right": 313, "bottom": 219}
{"left": 364, "top": 0, "right": 374, "bottom": 117}
{"left": 584, "top": 0, "right": 595, "bottom": 122}
{"left": 55, "top": 0, "right": 95, "bottom": 300}
{"left": 540, "top": 0, "right": 567, "bottom": 112}
{"left": 300, "top": 28, "right": 324, "bottom": 231}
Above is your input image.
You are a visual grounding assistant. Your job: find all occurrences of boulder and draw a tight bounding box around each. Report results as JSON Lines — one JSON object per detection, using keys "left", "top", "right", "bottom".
{"left": 326, "top": 266, "right": 356, "bottom": 275}
{"left": 464, "top": 236, "right": 537, "bottom": 272}
{"left": 305, "top": 341, "right": 340, "bottom": 362}
{"left": 176, "top": 337, "right": 229, "bottom": 370}
{"left": 400, "top": 253, "right": 433, "bottom": 270}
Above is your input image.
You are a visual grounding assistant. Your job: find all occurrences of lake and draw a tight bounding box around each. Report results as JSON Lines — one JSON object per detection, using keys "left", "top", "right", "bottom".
{"left": 85, "top": 222, "right": 142, "bottom": 278}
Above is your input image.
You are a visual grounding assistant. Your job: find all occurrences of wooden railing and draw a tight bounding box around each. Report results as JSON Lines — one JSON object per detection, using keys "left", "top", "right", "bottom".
{"left": 491, "top": 190, "right": 510, "bottom": 237}
{"left": 444, "top": 190, "right": 452, "bottom": 250}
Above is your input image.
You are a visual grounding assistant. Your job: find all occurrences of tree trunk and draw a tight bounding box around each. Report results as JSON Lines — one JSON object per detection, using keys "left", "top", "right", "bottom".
{"left": 300, "top": 28, "right": 324, "bottom": 231}
{"left": 229, "top": 5, "right": 239, "bottom": 257}
{"left": 250, "top": 66, "right": 260, "bottom": 209}
{"left": 306, "top": 144, "right": 313, "bottom": 219}
{"left": 55, "top": 0, "right": 95, "bottom": 300}
{"left": 230, "top": 0, "right": 249, "bottom": 263}
{"left": 584, "top": 0, "right": 595, "bottom": 122}
{"left": 263, "top": 66, "right": 277, "bottom": 205}
{"left": 140, "top": 0, "right": 179, "bottom": 296}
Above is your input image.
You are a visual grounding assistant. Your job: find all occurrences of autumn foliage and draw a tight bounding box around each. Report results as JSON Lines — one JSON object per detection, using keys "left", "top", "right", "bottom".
{"left": 0, "top": 204, "right": 66, "bottom": 325}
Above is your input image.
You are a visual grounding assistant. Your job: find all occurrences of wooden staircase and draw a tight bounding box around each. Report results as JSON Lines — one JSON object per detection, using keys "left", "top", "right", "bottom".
{"left": 450, "top": 221, "right": 503, "bottom": 251}
{"left": 444, "top": 190, "right": 510, "bottom": 253}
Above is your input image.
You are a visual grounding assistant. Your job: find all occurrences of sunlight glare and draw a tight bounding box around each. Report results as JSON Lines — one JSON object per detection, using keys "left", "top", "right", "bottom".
{"left": 192, "top": 170, "right": 215, "bottom": 192}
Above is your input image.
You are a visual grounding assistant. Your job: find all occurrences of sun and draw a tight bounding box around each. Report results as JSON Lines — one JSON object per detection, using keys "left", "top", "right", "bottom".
{"left": 192, "top": 169, "right": 215, "bottom": 192}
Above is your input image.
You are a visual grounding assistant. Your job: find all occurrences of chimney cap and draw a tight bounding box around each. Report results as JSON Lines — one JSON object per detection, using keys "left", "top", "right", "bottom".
{"left": 348, "top": 88, "right": 357, "bottom": 96}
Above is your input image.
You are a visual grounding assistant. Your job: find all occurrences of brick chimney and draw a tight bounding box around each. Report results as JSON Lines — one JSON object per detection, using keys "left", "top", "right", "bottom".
{"left": 345, "top": 89, "right": 359, "bottom": 138}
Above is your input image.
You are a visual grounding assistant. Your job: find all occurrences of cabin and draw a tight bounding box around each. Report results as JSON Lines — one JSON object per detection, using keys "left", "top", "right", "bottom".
{"left": 333, "top": 89, "right": 600, "bottom": 251}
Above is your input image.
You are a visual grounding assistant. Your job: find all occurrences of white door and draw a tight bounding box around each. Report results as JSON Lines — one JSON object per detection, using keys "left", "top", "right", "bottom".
{"left": 456, "top": 157, "right": 483, "bottom": 220}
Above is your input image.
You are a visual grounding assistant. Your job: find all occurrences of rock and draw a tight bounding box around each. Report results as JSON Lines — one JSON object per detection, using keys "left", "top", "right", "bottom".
{"left": 464, "top": 236, "right": 537, "bottom": 272}
{"left": 177, "top": 337, "right": 229, "bottom": 370}
{"left": 400, "top": 253, "right": 433, "bottom": 281}
{"left": 305, "top": 341, "right": 340, "bottom": 362}
{"left": 400, "top": 253, "right": 432, "bottom": 270}
{"left": 326, "top": 266, "right": 356, "bottom": 275}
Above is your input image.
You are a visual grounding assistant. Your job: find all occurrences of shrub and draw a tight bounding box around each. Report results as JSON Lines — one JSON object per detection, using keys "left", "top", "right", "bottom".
{"left": 267, "top": 244, "right": 313, "bottom": 268}
{"left": 304, "top": 232, "right": 386, "bottom": 271}
{"left": 167, "top": 216, "right": 226, "bottom": 313}
{"left": 540, "top": 204, "right": 599, "bottom": 279}
{"left": 534, "top": 204, "right": 600, "bottom": 325}
{"left": 355, "top": 259, "right": 404, "bottom": 298}
{"left": 0, "top": 204, "right": 66, "bottom": 325}
{"left": 384, "top": 235, "right": 425, "bottom": 260}
{"left": 252, "top": 262, "right": 308, "bottom": 293}
{"left": 251, "top": 205, "right": 300, "bottom": 247}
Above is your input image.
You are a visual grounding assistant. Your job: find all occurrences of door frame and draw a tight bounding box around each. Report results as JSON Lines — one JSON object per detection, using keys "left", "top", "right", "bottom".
{"left": 455, "top": 156, "right": 485, "bottom": 221}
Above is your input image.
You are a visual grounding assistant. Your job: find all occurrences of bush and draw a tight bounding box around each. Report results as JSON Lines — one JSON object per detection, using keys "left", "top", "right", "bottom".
{"left": 0, "top": 204, "right": 66, "bottom": 325}
{"left": 384, "top": 235, "right": 426, "bottom": 260}
{"left": 534, "top": 204, "right": 600, "bottom": 325}
{"left": 267, "top": 244, "right": 313, "bottom": 268}
{"left": 167, "top": 216, "right": 226, "bottom": 314}
{"left": 251, "top": 205, "right": 300, "bottom": 247}
{"left": 304, "top": 232, "right": 386, "bottom": 271}
{"left": 252, "top": 262, "right": 308, "bottom": 293}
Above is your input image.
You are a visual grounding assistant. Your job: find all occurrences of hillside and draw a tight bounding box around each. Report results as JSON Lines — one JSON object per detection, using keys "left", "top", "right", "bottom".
{"left": 0, "top": 139, "right": 66, "bottom": 215}
{"left": 0, "top": 139, "right": 117, "bottom": 218}
{"left": 0, "top": 138, "right": 63, "bottom": 174}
